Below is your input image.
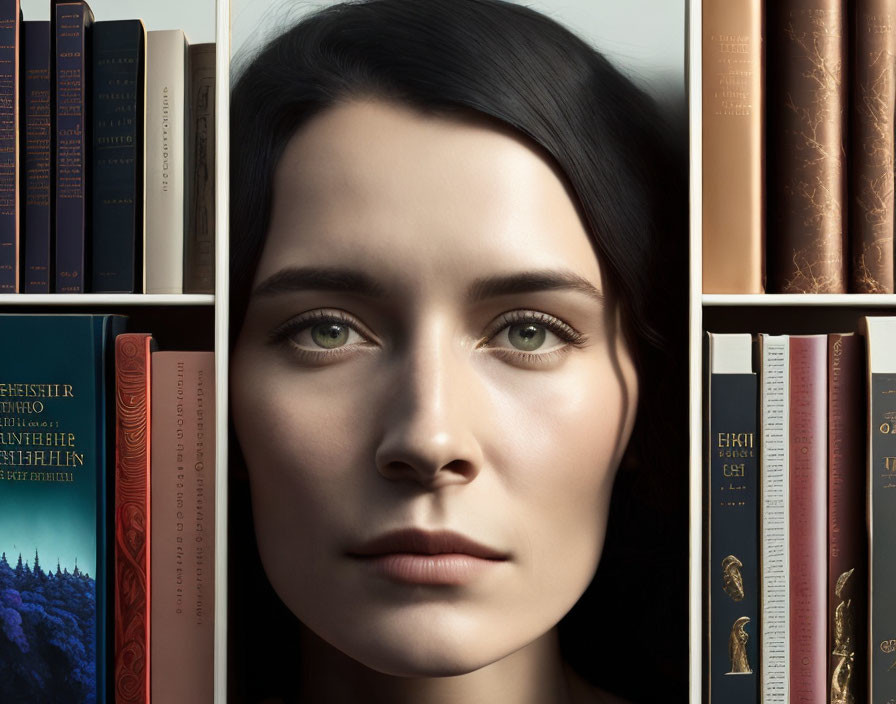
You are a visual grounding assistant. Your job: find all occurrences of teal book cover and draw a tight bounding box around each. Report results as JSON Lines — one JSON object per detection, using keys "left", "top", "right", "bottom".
{"left": 0, "top": 314, "right": 125, "bottom": 703}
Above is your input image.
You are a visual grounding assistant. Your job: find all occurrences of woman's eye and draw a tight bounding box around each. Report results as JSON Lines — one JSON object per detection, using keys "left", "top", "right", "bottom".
{"left": 500, "top": 322, "right": 556, "bottom": 351}
{"left": 268, "top": 311, "right": 371, "bottom": 355}
{"left": 486, "top": 312, "right": 584, "bottom": 356}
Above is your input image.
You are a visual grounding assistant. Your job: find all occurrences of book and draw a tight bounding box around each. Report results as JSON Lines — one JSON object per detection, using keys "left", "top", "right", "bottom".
{"left": 54, "top": 1, "right": 93, "bottom": 293}
{"left": 827, "top": 333, "right": 866, "bottom": 704}
{"left": 184, "top": 42, "right": 214, "bottom": 294}
{"left": 767, "top": 1, "right": 847, "bottom": 293}
{"left": 788, "top": 335, "right": 828, "bottom": 701}
{"left": 706, "top": 333, "right": 758, "bottom": 702}
{"left": 21, "top": 20, "right": 51, "bottom": 293}
{"left": 849, "top": 1, "right": 896, "bottom": 293}
{"left": 864, "top": 316, "right": 896, "bottom": 702}
{"left": 114, "top": 332, "right": 154, "bottom": 704}
{"left": 151, "top": 350, "right": 215, "bottom": 703}
{"left": 701, "top": 0, "right": 764, "bottom": 294}
{"left": 144, "top": 29, "right": 186, "bottom": 295}
{"left": 0, "top": 313, "right": 126, "bottom": 703}
{"left": 0, "top": 0, "right": 19, "bottom": 292}
{"left": 91, "top": 20, "right": 145, "bottom": 293}
{"left": 759, "top": 334, "right": 789, "bottom": 702}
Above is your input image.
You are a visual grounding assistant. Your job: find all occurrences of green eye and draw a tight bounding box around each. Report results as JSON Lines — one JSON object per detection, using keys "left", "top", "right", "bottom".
{"left": 311, "top": 323, "right": 350, "bottom": 349}
{"left": 508, "top": 323, "right": 547, "bottom": 351}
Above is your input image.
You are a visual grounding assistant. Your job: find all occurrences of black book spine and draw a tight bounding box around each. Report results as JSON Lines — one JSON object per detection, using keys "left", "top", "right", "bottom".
{"left": 0, "top": 0, "right": 18, "bottom": 292}
{"left": 54, "top": 2, "right": 92, "bottom": 293}
{"left": 91, "top": 20, "right": 143, "bottom": 293}
{"left": 22, "top": 21, "right": 50, "bottom": 293}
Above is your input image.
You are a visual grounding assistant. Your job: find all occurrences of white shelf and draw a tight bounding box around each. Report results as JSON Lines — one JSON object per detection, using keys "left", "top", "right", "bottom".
{"left": 704, "top": 294, "right": 896, "bottom": 306}
{"left": 0, "top": 294, "right": 214, "bottom": 305}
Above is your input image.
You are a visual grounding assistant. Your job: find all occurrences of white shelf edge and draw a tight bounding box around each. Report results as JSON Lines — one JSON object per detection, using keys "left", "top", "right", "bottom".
{"left": 0, "top": 294, "right": 214, "bottom": 305}
{"left": 704, "top": 293, "right": 896, "bottom": 306}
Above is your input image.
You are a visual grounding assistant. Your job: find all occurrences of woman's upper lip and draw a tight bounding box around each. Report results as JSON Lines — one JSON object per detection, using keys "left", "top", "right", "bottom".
{"left": 348, "top": 529, "right": 508, "bottom": 560}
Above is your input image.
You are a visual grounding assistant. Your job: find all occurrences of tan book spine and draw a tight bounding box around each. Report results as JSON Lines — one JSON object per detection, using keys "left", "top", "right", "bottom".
{"left": 768, "top": 0, "right": 847, "bottom": 293}
{"left": 850, "top": 2, "right": 896, "bottom": 293}
{"left": 702, "top": 0, "right": 764, "bottom": 294}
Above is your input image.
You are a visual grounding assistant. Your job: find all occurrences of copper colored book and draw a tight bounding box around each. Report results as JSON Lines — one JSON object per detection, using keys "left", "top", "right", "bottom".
{"left": 788, "top": 335, "right": 828, "bottom": 702}
{"left": 702, "top": 0, "right": 764, "bottom": 293}
{"left": 850, "top": 1, "right": 896, "bottom": 293}
{"left": 768, "top": 1, "right": 847, "bottom": 293}
{"left": 151, "top": 351, "right": 215, "bottom": 703}
{"left": 114, "top": 333, "right": 155, "bottom": 704}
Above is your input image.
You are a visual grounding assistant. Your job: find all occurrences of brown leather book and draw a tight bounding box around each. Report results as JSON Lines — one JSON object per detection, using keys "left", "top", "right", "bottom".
{"left": 850, "top": 2, "right": 896, "bottom": 293}
{"left": 788, "top": 335, "right": 828, "bottom": 701}
{"left": 702, "top": 0, "right": 764, "bottom": 293}
{"left": 768, "top": 1, "right": 847, "bottom": 293}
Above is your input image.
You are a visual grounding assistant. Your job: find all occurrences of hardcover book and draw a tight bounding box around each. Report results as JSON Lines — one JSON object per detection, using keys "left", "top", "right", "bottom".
{"left": 0, "top": 313, "right": 126, "bottom": 703}
{"left": 0, "top": 0, "right": 19, "bottom": 292}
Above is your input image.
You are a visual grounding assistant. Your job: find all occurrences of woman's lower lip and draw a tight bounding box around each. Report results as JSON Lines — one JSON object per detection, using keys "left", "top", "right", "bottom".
{"left": 356, "top": 553, "right": 503, "bottom": 585}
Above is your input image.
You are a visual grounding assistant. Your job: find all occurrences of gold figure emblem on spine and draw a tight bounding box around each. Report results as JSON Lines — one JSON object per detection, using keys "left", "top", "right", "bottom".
{"left": 727, "top": 616, "right": 752, "bottom": 674}
{"left": 722, "top": 554, "right": 745, "bottom": 602}
{"left": 831, "top": 568, "right": 855, "bottom": 704}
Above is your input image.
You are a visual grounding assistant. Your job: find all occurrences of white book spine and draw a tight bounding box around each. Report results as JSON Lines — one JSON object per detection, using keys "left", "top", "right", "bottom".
{"left": 759, "top": 334, "right": 789, "bottom": 702}
{"left": 144, "top": 30, "right": 186, "bottom": 294}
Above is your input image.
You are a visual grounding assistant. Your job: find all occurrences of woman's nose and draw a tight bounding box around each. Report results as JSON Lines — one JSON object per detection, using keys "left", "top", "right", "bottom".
{"left": 374, "top": 327, "right": 484, "bottom": 489}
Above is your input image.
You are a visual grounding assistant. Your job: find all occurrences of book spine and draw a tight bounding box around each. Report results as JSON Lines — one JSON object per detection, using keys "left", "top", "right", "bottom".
{"left": 788, "top": 335, "right": 828, "bottom": 703}
{"left": 54, "top": 3, "right": 92, "bottom": 293}
{"left": 144, "top": 30, "right": 185, "bottom": 295}
{"left": 760, "top": 334, "right": 789, "bottom": 702}
{"left": 0, "top": 1, "right": 18, "bottom": 292}
{"left": 114, "top": 333, "right": 153, "bottom": 704}
{"left": 707, "top": 333, "right": 758, "bottom": 703}
{"left": 151, "top": 350, "right": 215, "bottom": 703}
{"left": 850, "top": 1, "right": 896, "bottom": 293}
{"left": 827, "top": 334, "right": 866, "bottom": 704}
{"left": 91, "top": 20, "right": 144, "bottom": 293}
{"left": 768, "top": 0, "right": 847, "bottom": 293}
{"left": 22, "top": 21, "right": 51, "bottom": 293}
{"left": 184, "top": 43, "right": 214, "bottom": 294}
{"left": 701, "top": 0, "right": 764, "bottom": 294}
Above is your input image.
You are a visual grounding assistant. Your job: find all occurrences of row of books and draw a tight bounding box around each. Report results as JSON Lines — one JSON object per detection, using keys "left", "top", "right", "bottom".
{"left": 0, "top": 0, "right": 216, "bottom": 295}
{"left": 703, "top": 0, "right": 896, "bottom": 294}
{"left": 0, "top": 315, "right": 214, "bottom": 703}
{"left": 706, "top": 321, "right": 896, "bottom": 703}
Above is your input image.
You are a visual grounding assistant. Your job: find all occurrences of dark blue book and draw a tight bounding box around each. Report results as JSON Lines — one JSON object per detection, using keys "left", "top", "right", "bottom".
{"left": 54, "top": 1, "right": 93, "bottom": 293}
{"left": 91, "top": 20, "right": 144, "bottom": 293}
{"left": 21, "top": 20, "right": 51, "bottom": 293}
{"left": 0, "top": 0, "right": 19, "bottom": 292}
{"left": 0, "top": 313, "right": 125, "bottom": 703}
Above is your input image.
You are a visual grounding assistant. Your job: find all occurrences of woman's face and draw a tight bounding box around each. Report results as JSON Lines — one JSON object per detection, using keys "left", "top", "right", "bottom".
{"left": 230, "top": 99, "right": 638, "bottom": 677}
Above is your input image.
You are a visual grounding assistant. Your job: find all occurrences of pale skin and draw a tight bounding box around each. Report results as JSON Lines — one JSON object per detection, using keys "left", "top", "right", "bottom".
{"left": 230, "top": 99, "right": 638, "bottom": 704}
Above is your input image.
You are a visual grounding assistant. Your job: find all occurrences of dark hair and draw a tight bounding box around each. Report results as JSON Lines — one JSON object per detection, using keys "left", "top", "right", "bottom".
{"left": 229, "top": 1, "right": 687, "bottom": 701}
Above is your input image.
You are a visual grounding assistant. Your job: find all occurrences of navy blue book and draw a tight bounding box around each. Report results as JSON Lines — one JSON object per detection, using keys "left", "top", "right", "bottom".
{"left": 0, "top": 314, "right": 125, "bottom": 703}
{"left": 22, "top": 20, "right": 51, "bottom": 293}
{"left": 0, "top": 0, "right": 19, "bottom": 292}
{"left": 91, "top": 20, "right": 144, "bottom": 293}
{"left": 54, "top": 1, "right": 93, "bottom": 293}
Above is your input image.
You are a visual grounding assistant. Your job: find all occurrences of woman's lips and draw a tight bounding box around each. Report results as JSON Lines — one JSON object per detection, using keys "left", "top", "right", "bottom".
{"left": 347, "top": 529, "right": 509, "bottom": 586}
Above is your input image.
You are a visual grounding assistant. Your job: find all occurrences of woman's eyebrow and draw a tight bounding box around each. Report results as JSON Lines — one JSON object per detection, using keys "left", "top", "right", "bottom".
{"left": 466, "top": 270, "right": 604, "bottom": 305}
{"left": 251, "top": 266, "right": 387, "bottom": 299}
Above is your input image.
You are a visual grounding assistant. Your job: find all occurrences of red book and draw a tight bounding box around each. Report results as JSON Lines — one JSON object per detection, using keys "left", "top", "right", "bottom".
{"left": 789, "top": 335, "right": 827, "bottom": 703}
{"left": 114, "top": 333, "right": 155, "bottom": 704}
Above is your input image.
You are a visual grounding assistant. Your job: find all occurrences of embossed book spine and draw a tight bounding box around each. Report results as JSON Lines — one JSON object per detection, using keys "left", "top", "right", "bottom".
{"left": 0, "top": 0, "right": 18, "bottom": 292}
{"left": 788, "top": 335, "right": 828, "bottom": 703}
{"left": 706, "top": 333, "right": 758, "bottom": 703}
{"left": 701, "top": 0, "right": 764, "bottom": 293}
{"left": 864, "top": 317, "right": 896, "bottom": 701}
{"left": 184, "top": 43, "right": 214, "bottom": 294}
{"left": 114, "top": 333, "right": 155, "bottom": 704}
{"left": 759, "top": 334, "right": 789, "bottom": 702}
{"left": 21, "top": 21, "right": 51, "bottom": 292}
{"left": 0, "top": 313, "right": 126, "bottom": 703}
{"left": 827, "top": 333, "right": 866, "bottom": 704}
{"left": 151, "top": 350, "right": 215, "bottom": 703}
{"left": 767, "top": 1, "right": 847, "bottom": 293}
{"left": 54, "top": 1, "right": 93, "bottom": 293}
{"left": 91, "top": 20, "right": 144, "bottom": 293}
{"left": 850, "top": 2, "right": 896, "bottom": 292}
